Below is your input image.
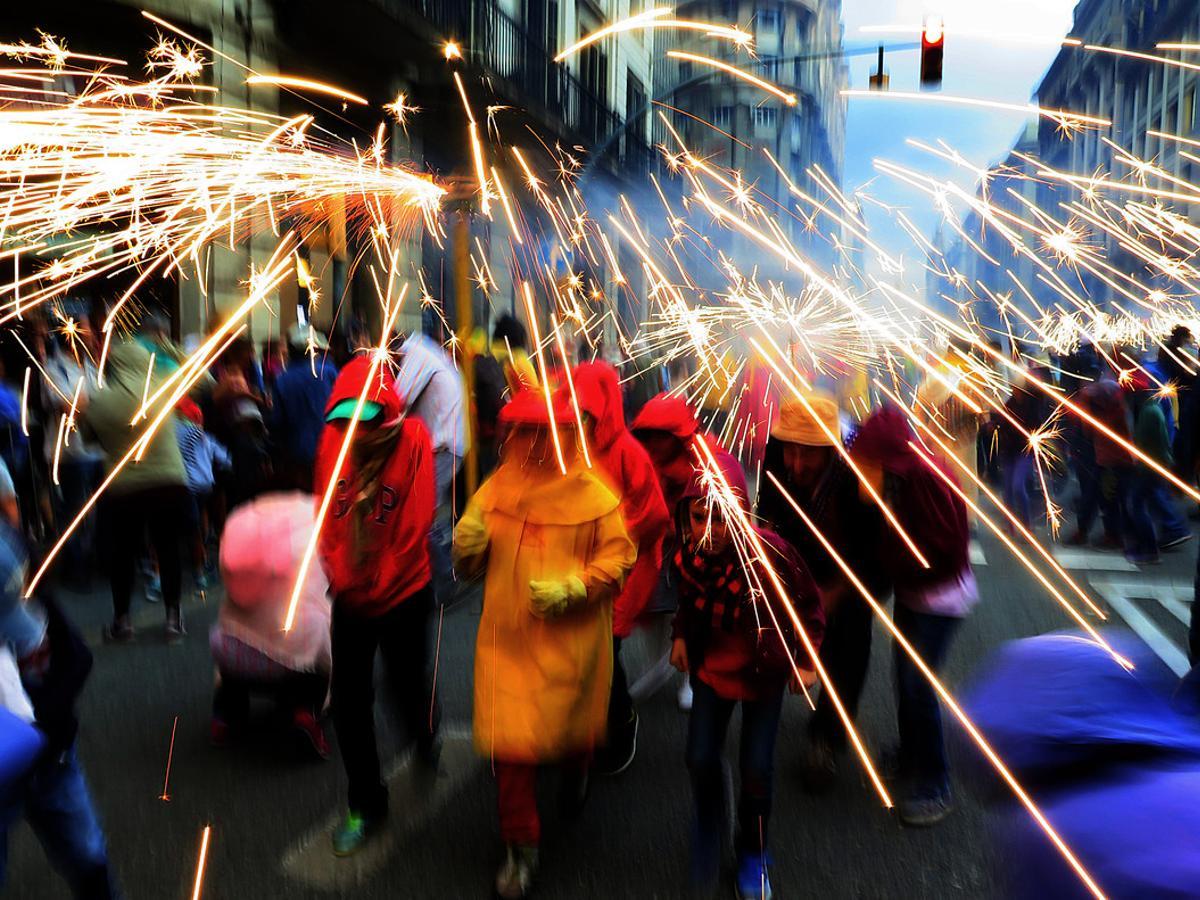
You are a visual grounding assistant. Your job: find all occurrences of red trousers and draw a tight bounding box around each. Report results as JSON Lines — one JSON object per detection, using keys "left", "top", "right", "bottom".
{"left": 495, "top": 762, "right": 540, "bottom": 845}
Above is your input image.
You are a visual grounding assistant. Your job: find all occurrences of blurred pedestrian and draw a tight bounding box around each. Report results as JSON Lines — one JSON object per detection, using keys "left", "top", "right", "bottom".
{"left": 670, "top": 449, "right": 821, "bottom": 899}
{"left": 491, "top": 314, "right": 537, "bottom": 395}
{"left": 211, "top": 493, "right": 331, "bottom": 758}
{"left": 572, "top": 362, "right": 670, "bottom": 774}
{"left": 268, "top": 324, "right": 337, "bottom": 492}
{"left": 313, "top": 357, "right": 438, "bottom": 857}
{"left": 175, "top": 398, "right": 229, "bottom": 589}
{"left": 0, "top": 517, "right": 116, "bottom": 898}
{"left": 1128, "top": 384, "right": 1191, "bottom": 563}
{"left": 395, "top": 330, "right": 468, "bottom": 604}
{"left": 453, "top": 389, "right": 634, "bottom": 900}
{"left": 83, "top": 341, "right": 189, "bottom": 643}
{"left": 851, "top": 405, "right": 976, "bottom": 826}
{"left": 1077, "top": 356, "right": 1135, "bottom": 551}
{"left": 758, "top": 395, "right": 886, "bottom": 788}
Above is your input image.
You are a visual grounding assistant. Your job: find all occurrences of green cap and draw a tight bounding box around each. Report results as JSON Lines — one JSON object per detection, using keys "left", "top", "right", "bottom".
{"left": 325, "top": 399, "right": 384, "bottom": 423}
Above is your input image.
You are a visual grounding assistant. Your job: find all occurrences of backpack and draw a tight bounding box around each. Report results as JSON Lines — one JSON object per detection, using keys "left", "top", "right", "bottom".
{"left": 474, "top": 354, "right": 507, "bottom": 438}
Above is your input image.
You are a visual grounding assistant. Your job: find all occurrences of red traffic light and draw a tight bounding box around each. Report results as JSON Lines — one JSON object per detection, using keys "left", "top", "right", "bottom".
{"left": 921, "top": 15, "right": 944, "bottom": 88}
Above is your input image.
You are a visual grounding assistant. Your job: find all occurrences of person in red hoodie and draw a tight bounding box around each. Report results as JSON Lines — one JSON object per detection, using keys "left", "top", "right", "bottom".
{"left": 669, "top": 449, "right": 823, "bottom": 900}
{"left": 630, "top": 392, "right": 724, "bottom": 711}
{"left": 570, "top": 363, "right": 670, "bottom": 774}
{"left": 313, "top": 356, "right": 436, "bottom": 857}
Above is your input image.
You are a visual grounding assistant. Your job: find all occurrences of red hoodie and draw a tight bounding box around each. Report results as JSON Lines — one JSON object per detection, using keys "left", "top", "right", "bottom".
{"left": 630, "top": 392, "right": 723, "bottom": 513}
{"left": 571, "top": 363, "right": 671, "bottom": 637}
{"left": 313, "top": 357, "right": 435, "bottom": 614}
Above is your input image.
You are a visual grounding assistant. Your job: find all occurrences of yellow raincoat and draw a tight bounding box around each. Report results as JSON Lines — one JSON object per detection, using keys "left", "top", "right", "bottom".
{"left": 454, "top": 453, "right": 635, "bottom": 763}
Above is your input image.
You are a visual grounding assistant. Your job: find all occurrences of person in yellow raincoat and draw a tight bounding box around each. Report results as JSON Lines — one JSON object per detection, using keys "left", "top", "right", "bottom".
{"left": 453, "top": 389, "right": 635, "bottom": 900}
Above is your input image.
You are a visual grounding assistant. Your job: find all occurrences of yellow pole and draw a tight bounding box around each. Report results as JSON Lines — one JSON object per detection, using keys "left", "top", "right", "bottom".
{"left": 453, "top": 209, "right": 479, "bottom": 497}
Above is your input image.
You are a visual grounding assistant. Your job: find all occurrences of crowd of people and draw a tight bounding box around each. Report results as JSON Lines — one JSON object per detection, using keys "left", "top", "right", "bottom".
{"left": 0, "top": 305, "right": 1198, "bottom": 900}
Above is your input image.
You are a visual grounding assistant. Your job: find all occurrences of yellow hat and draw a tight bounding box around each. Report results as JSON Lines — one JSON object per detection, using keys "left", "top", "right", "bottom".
{"left": 771, "top": 394, "right": 840, "bottom": 446}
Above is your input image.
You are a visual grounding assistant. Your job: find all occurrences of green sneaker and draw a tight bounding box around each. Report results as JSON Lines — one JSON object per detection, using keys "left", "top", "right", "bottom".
{"left": 332, "top": 811, "right": 378, "bottom": 857}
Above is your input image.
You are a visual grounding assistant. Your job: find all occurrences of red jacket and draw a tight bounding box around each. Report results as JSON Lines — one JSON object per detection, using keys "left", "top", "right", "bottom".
{"left": 573, "top": 364, "right": 671, "bottom": 637}
{"left": 314, "top": 357, "right": 434, "bottom": 614}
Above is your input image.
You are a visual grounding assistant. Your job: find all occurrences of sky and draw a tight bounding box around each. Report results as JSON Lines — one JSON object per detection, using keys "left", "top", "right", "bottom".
{"left": 838, "top": 0, "right": 1079, "bottom": 265}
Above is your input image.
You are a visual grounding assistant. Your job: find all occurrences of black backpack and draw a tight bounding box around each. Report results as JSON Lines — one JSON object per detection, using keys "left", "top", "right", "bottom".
{"left": 474, "top": 354, "right": 507, "bottom": 436}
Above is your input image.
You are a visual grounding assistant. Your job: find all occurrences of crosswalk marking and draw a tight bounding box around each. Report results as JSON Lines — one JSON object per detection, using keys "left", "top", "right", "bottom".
{"left": 1092, "top": 581, "right": 1191, "bottom": 677}
{"left": 969, "top": 540, "right": 986, "bottom": 566}
{"left": 1050, "top": 548, "right": 1137, "bottom": 572}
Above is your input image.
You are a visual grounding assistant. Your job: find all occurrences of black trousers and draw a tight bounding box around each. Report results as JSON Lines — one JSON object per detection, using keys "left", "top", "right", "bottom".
{"left": 809, "top": 591, "right": 875, "bottom": 749}
{"left": 213, "top": 671, "right": 328, "bottom": 724}
{"left": 607, "top": 635, "right": 633, "bottom": 733}
{"left": 100, "top": 484, "right": 189, "bottom": 617}
{"left": 330, "top": 584, "right": 438, "bottom": 819}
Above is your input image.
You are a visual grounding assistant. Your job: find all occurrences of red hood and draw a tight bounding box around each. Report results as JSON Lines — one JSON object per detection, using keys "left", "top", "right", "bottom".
{"left": 572, "top": 362, "right": 625, "bottom": 450}
{"left": 851, "top": 404, "right": 921, "bottom": 475}
{"left": 630, "top": 392, "right": 699, "bottom": 439}
{"left": 324, "top": 355, "right": 405, "bottom": 424}
{"left": 500, "top": 388, "right": 574, "bottom": 427}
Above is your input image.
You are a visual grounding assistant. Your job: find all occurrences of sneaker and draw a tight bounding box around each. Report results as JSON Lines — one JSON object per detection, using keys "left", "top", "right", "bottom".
{"left": 799, "top": 734, "right": 838, "bottom": 792}
{"left": 165, "top": 608, "right": 186, "bottom": 644}
{"left": 1161, "top": 532, "right": 1192, "bottom": 551}
{"left": 145, "top": 573, "right": 162, "bottom": 604}
{"left": 494, "top": 844, "right": 538, "bottom": 900}
{"left": 332, "top": 811, "right": 381, "bottom": 857}
{"left": 734, "top": 852, "right": 773, "bottom": 900}
{"left": 677, "top": 678, "right": 694, "bottom": 712}
{"left": 898, "top": 783, "right": 954, "bottom": 827}
{"left": 210, "top": 717, "right": 231, "bottom": 748}
{"left": 594, "top": 711, "right": 638, "bottom": 775}
{"left": 293, "top": 708, "right": 330, "bottom": 760}
{"left": 102, "top": 617, "right": 135, "bottom": 644}
{"left": 1125, "top": 552, "right": 1161, "bottom": 566}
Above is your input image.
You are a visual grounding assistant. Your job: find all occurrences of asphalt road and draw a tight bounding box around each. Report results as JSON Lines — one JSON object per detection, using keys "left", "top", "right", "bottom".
{"left": 6, "top": 526, "right": 1195, "bottom": 899}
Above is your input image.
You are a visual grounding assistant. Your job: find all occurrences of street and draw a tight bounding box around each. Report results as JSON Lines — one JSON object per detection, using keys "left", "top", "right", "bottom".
{"left": 8, "top": 527, "right": 1191, "bottom": 899}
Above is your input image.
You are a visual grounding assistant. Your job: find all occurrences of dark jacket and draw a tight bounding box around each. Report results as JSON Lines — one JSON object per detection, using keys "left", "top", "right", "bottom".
{"left": 270, "top": 358, "right": 338, "bottom": 467}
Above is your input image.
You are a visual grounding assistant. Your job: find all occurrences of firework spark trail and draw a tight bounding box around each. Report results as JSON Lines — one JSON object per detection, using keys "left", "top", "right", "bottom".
{"left": 554, "top": 8, "right": 753, "bottom": 61}
{"left": 771, "top": 474, "right": 1107, "bottom": 899}
{"left": 190, "top": 825, "right": 212, "bottom": 900}
{"left": 160, "top": 715, "right": 179, "bottom": 802}
{"left": 666, "top": 51, "right": 797, "bottom": 105}
{"left": 876, "top": 381, "right": 1107, "bottom": 621}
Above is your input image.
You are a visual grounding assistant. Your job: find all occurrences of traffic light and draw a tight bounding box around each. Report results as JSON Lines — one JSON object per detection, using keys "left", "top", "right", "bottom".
{"left": 921, "top": 15, "right": 944, "bottom": 89}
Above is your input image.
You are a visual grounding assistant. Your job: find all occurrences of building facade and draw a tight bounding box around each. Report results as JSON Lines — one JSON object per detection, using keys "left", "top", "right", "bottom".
{"left": 653, "top": 0, "right": 849, "bottom": 271}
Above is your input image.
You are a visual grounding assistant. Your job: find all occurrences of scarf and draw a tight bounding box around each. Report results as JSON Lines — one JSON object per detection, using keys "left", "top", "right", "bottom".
{"left": 675, "top": 540, "right": 749, "bottom": 634}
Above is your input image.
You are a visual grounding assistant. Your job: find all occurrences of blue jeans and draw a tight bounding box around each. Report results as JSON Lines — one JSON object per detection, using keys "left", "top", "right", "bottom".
{"left": 685, "top": 676, "right": 784, "bottom": 882}
{"left": 1135, "top": 470, "right": 1190, "bottom": 550}
{"left": 1002, "top": 453, "right": 1035, "bottom": 528}
{"left": 0, "top": 746, "right": 116, "bottom": 898}
{"left": 894, "top": 604, "right": 961, "bottom": 791}
{"left": 430, "top": 450, "right": 461, "bottom": 602}
{"left": 55, "top": 458, "right": 104, "bottom": 572}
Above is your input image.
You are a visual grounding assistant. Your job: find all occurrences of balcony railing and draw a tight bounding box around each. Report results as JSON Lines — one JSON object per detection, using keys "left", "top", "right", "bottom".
{"left": 407, "top": 0, "right": 626, "bottom": 155}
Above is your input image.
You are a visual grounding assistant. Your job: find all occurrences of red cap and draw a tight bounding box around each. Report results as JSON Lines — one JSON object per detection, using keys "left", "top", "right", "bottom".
{"left": 177, "top": 397, "right": 203, "bottom": 425}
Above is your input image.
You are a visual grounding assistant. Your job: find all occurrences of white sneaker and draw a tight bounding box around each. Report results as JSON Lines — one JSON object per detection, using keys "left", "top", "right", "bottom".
{"left": 677, "top": 678, "right": 693, "bottom": 711}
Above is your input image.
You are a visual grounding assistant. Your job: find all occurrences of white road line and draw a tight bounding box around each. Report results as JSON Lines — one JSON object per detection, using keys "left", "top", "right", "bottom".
{"left": 968, "top": 540, "right": 987, "bottom": 567}
{"left": 1051, "top": 548, "right": 1136, "bottom": 572}
{"left": 281, "top": 725, "right": 478, "bottom": 889}
{"left": 1093, "top": 583, "right": 1190, "bottom": 677}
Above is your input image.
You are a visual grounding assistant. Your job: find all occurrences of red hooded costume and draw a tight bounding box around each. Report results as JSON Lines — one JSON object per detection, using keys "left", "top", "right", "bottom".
{"left": 313, "top": 356, "right": 435, "bottom": 614}
{"left": 630, "top": 392, "right": 723, "bottom": 513}
{"left": 571, "top": 363, "right": 671, "bottom": 637}
{"left": 850, "top": 405, "right": 969, "bottom": 592}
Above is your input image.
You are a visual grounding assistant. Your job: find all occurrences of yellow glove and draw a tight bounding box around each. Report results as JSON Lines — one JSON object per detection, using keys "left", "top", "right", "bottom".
{"left": 529, "top": 576, "right": 587, "bottom": 619}
{"left": 452, "top": 514, "right": 489, "bottom": 562}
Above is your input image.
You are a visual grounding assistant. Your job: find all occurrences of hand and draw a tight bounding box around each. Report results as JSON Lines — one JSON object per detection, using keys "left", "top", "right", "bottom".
{"left": 452, "top": 519, "right": 488, "bottom": 561}
{"left": 789, "top": 668, "right": 818, "bottom": 694}
{"left": 669, "top": 637, "right": 689, "bottom": 674}
{"left": 529, "top": 576, "right": 586, "bottom": 619}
